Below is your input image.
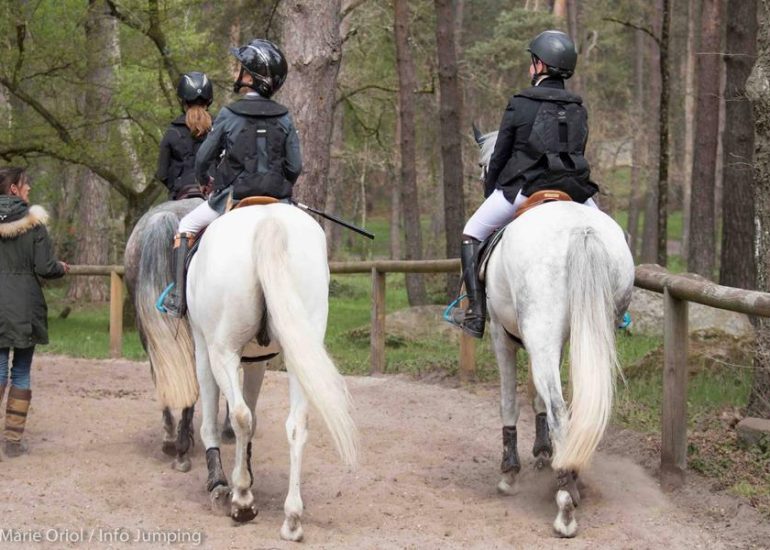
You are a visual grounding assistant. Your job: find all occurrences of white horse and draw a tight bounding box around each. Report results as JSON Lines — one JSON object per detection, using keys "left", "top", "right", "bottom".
{"left": 186, "top": 202, "right": 358, "bottom": 541}
{"left": 477, "top": 131, "right": 635, "bottom": 537}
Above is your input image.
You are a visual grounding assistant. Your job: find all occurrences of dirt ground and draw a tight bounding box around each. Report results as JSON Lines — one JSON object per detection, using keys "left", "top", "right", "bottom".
{"left": 2, "top": 355, "right": 769, "bottom": 550}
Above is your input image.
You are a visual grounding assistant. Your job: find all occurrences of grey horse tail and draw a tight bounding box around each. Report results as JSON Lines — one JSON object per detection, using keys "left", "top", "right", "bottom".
{"left": 136, "top": 212, "right": 198, "bottom": 409}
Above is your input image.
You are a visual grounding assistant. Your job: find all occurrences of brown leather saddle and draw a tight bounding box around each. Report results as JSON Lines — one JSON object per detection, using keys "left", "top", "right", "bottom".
{"left": 513, "top": 189, "right": 572, "bottom": 220}
{"left": 478, "top": 189, "right": 573, "bottom": 281}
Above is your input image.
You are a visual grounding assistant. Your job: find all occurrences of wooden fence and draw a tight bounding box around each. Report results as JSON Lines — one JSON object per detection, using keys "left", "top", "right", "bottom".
{"left": 70, "top": 261, "right": 770, "bottom": 491}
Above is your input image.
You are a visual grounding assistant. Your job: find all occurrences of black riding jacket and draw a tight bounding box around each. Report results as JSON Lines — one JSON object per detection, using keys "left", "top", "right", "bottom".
{"left": 156, "top": 115, "right": 209, "bottom": 200}
{"left": 196, "top": 94, "right": 302, "bottom": 213}
{"left": 485, "top": 77, "right": 598, "bottom": 203}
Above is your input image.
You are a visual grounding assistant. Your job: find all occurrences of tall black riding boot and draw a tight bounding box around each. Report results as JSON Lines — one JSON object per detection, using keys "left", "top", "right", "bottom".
{"left": 162, "top": 232, "right": 192, "bottom": 318}
{"left": 451, "top": 238, "right": 486, "bottom": 339}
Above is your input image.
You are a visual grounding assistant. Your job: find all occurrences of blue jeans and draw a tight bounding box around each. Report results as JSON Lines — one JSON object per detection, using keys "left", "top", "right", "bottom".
{"left": 0, "top": 347, "right": 35, "bottom": 389}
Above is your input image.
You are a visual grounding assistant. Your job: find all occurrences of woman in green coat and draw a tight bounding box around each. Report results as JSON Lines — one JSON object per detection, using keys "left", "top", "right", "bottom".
{"left": 0, "top": 167, "right": 68, "bottom": 457}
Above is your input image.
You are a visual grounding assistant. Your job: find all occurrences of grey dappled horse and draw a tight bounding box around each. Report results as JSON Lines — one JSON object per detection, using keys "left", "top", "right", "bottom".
{"left": 476, "top": 130, "right": 635, "bottom": 536}
{"left": 124, "top": 198, "right": 235, "bottom": 471}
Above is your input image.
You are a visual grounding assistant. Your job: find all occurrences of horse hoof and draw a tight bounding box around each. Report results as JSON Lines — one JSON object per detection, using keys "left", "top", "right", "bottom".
{"left": 496, "top": 472, "right": 519, "bottom": 496}
{"left": 209, "top": 485, "right": 231, "bottom": 516}
{"left": 172, "top": 457, "right": 191, "bottom": 473}
{"left": 534, "top": 453, "right": 552, "bottom": 470}
{"left": 280, "top": 514, "right": 304, "bottom": 542}
{"left": 221, "top": 428, "right": 236, "bottom": 444}
{"left": 553, "top": 489, "right": 577, "bottom": 538}
{"left": 231, "top": 502, "right": 258, "bottom": 523}
{"left": 162, "top": 440, "right": 176, "bottom": 457}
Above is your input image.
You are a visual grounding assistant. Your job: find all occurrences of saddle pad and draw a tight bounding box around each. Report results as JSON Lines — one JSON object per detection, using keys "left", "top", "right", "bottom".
{"left": 478, "top": 226, "right": 508, "bottom": 282}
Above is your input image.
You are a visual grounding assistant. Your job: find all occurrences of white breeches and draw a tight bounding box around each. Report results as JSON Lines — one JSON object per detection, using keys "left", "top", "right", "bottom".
{"left": 463, "top": 189, "right": 598, "bottom": 241}
{"left": 178, "top": 201, "right": 220, "bottom": 234}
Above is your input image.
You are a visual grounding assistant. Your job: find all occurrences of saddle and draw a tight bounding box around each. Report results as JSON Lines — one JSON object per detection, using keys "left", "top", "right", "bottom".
{"left": 477, "top": 189, "right": 572, "bottom": 282}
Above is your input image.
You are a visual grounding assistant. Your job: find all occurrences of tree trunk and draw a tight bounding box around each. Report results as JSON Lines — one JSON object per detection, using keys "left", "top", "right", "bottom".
{"left": 687, "top": 0, "right": 723, "bottom": 278}
{"left": 628, "top": 29, "right": 646, "bottom": 259}
{"left": 656, "top": 0, "right": 672, "bottom": 266}
{"left": 746, "top": 0, "right": 770, "bottom": 419}
{"left": 681, "top": 0, "right": 698, "bottom": 255}
{"left": 279, "top": 0, "right": 343, "bottom": 209}
{"left": 641, "top": 7, "right": 662, "bottom": 264}
{"left": 324, "top": 103, "right": 345, "bottom": 258}
{"left": 393, "top": 0, "right": 427, "bottom": 305}
{"left": 68, "top": 0, "right": 116, "bottom": 302}
{"left": 434, "top": 0, "right": 465, "bottom": 298}
{"left": 719, "top": 0, "right": 757, "bottom": 289}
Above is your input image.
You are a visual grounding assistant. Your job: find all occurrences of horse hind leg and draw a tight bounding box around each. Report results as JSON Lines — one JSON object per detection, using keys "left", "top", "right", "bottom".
{"left": 529, "top": 345, "right": 579, "bottom": 537}
{"left": 490, "top": 321, "right": 521, "bottom": 496}
{"left": 280, "top": 373, "right": 309, "bottom": 542}
{"left": 172, "top": 405, "right": 195, "bottom": 472}
{"left": 210, "top": 347, "right": 258, "bottom": 523}
{"left": 193, "top": 330, "right": 230, "bottom": 516}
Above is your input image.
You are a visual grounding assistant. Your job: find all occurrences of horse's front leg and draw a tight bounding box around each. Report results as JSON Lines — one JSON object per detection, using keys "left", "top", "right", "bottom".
{"left": 172, "top": 405, "right": 194, "bottom": 472}
{"left": 530, "top": 389, "right": 553, "bottom": 470}
{"left": 490, "top": 320, "right": 521, "bottom": 496}
{"left": 161, "top": 407, "right": 177, "bottom": 457}
{"left": 280, "top": 373, "right": 308, "bottom": 542}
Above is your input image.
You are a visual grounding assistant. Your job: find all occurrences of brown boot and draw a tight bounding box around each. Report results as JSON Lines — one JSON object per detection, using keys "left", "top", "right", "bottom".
{"left": 5, "top": 387, "right": 31, "bottom": 458}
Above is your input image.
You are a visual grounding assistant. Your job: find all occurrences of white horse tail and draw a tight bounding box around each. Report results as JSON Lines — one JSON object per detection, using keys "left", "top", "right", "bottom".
{"left": 135, "top": 211, "right": 198, "bottom": 409}
{"left": 552, "top": 227, "right": 619, "bottom": 472}
{"left": 254, "top": 217, "right": 359, "bottom": 467}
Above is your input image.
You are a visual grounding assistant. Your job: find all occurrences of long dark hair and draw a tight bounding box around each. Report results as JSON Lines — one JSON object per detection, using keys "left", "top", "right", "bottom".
{"left": 0, "top": 166, "right": 26, "bottom": 195}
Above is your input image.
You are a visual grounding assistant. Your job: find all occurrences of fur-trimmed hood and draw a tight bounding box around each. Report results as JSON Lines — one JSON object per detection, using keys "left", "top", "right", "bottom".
{"left": 0, "top": 204, "right": 49, "bottom": 238}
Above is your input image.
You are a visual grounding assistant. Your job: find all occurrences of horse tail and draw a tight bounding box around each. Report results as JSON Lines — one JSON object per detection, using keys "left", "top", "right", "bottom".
{"left": 552, "top": 227, "right": 619, "bottom": 473}
{"left": 254, "top": 217, "right": 359, "bottom": 467}
{"left": 135, "top": 211, "right": 198, "bottom": 409}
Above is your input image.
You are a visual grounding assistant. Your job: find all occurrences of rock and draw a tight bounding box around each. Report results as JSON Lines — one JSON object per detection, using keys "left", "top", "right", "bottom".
{"left": 348, "top": 305, "right": 460, "bottom": 345}
{"left": 628, "top": 288, "right": 755, "bottom": 340}
{"left": 736, "top": 417, "right": 770, "bottom": 448}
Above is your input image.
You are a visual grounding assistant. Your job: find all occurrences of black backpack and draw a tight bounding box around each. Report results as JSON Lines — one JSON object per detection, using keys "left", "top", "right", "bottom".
{"left": 216, "top": 99, "right": 293, "bottom": 200}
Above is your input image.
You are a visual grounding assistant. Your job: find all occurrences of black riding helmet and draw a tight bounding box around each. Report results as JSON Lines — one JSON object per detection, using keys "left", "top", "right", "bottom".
{"left": 177, "top": 71, "right": 214, "bottom": 105}
{"left": 230, "top": 39, "right": 288, "bottom": 97}
{"left": 527, "top": 30, "right": 577, "bottom": 80}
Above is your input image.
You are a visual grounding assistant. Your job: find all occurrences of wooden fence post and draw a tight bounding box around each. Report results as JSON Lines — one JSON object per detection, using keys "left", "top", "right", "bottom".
{"left": 661, "top": 286, "right": 688, "bottom": 491}
{"left": 370, "top": 268, "right": 386, "bottom": 375}
{"left": 459, "top": 294, "right": 476, "bottom": 381}
{"left": 109, "top": 271, "right": 124, "bottom": 359}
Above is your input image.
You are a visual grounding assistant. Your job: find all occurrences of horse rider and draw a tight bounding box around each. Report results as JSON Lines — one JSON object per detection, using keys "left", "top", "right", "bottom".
{"left": 449, "top": 30, "right": 600, "bottom": 339}
{"left": 161, "top": 38, "right": 303, "bottom": 318}
{"left": 156, "top": 71, "right": 214, "bottom": 200}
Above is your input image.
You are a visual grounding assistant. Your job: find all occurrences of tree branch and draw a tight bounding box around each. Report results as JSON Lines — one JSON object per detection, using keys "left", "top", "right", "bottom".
{"left": 342, "top": 0, "right": 372, "bottom": 21}
{"left": 335, "top": 84, "right": 397, "bottom": 106}
{"left": 264, "top": 0, "right": 282, "bottom": 39}
{"left": 106, "top": 0, "right": 179, "bottom": 84}
{"left": 0, "top": 76, "right": 73, "bottom": 143}
{"left": 603, "top": 17, "right": 660, "bottom": 46}
{"left": 0, "top": 143, "right": 137, "bottom": 198}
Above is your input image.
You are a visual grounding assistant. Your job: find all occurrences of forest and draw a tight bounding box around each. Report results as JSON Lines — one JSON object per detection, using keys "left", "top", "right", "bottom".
{"left": 2, "top": 0, "right": 770, "bottom": 439}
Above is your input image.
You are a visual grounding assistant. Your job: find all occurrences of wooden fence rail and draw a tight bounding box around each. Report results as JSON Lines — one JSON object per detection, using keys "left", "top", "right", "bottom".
{"left": 69, "top": 261, "right": 770, "bottom": 492}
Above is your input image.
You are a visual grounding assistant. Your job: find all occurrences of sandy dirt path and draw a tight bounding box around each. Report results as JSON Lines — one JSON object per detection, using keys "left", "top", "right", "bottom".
{"left": 1, "top": 355, "right": 768, "bottom": 549}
